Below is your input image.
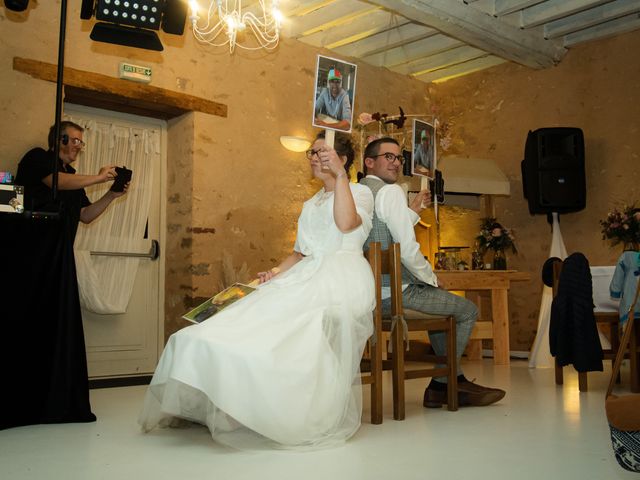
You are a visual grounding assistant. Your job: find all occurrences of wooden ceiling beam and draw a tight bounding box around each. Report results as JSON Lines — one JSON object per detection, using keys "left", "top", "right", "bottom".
{"left": 544, "top": 0, "right": 640, "bottom": 39}
{"left": 564, "top": 11, "right": 640, "bottom": 46}
{"left": 364, "top": 0, "right": 567, "bottom": 68}
{"left": 519, "top": 0, "right": 612, "bottom": 28}
{"left": 415, "top": 55, "right": 507, "bottom": 83}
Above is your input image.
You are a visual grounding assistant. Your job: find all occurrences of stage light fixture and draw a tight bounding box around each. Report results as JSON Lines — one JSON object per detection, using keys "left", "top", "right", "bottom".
{"left": 80, "top": 0, "right": 187, "bottom": 51}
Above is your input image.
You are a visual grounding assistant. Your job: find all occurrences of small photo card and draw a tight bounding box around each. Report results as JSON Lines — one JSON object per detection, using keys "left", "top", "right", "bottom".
{"left": 312, "top": 55, "right": 357, "bottom": 134}
{"left": 411, "top": 119, "right": 436, "bottom": 179}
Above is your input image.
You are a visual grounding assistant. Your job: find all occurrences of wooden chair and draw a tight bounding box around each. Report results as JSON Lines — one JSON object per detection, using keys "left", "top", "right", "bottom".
{"left": 604, "top": 280, "right": 640, "bottom": 472}
{"left": 361, "top": 242, "right": 384, "bottom": 424}
{"left": 628, "top": 298, "right": 640, "bottom": 393}
{"left": 607, "top": 278, "right": 640, "bottom": 394}
{"left": 381, "top": 243, "right": 458, "bottom": 420}
{"left": 551, "top": 258, "right": 622, "bottom": 391}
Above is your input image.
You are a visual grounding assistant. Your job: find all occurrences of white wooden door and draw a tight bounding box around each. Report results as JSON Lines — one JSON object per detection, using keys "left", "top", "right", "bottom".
{"left": 65, "top": 104, "right": 166, "bottom": 379}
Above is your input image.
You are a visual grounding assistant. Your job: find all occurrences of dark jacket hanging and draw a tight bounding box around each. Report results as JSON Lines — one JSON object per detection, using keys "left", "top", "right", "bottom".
{"left": 550, "top": 252, "right": 604, "bottom": 372}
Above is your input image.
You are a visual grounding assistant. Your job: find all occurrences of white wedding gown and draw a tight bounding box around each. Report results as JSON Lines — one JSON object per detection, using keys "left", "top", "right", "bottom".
{"left": 139, "top": 184, "right": 375, "bottom": 449}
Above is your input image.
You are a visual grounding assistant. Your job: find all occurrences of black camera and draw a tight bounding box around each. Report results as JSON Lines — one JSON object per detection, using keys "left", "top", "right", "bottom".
{"left": 110, "top": 166, "right": 133, "bottom": 192}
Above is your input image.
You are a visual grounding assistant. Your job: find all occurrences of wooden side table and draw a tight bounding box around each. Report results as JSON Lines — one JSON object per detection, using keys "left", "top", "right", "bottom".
{"left": 435, "top": 270, "right": 531, "bottom": 365}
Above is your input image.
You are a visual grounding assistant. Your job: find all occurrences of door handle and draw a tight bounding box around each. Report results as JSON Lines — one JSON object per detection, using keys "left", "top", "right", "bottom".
{"left": 90, "top": 239, "right": 160, "bottom": 261}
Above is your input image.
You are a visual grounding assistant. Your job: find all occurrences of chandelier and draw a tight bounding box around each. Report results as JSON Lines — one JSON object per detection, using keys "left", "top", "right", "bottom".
{"left": 189, "top": 0, "right": 283, "bottom": 53}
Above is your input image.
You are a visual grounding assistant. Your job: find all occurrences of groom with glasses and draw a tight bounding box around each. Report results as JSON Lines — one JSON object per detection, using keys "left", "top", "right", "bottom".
{"left": 359, "top": 137, "right": 506, "bottom": 408}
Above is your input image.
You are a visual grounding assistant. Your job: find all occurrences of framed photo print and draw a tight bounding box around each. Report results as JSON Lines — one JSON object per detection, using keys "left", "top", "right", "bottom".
{"left": 411, "top": 119, "right": 436, "bottom": 178}
{"left": 312, "top": 55, "right": 357, "bottom": 134}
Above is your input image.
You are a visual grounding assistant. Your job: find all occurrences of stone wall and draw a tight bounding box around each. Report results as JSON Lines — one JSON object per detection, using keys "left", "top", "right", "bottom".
{"left": 431, "top": 30, "right": 640, "bottom": 350}
{"left": 0, "top": 4, "right": 431, "bottom": 341}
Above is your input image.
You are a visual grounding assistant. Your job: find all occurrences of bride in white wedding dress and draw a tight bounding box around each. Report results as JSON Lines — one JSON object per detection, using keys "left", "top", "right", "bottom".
{"left": 139, "top": 133, "right": 375, "bottom": 449}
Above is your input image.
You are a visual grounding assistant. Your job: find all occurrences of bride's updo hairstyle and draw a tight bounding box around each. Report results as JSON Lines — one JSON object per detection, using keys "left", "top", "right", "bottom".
{"left": 314, "top": 131, "right": 355, "bottom": 173}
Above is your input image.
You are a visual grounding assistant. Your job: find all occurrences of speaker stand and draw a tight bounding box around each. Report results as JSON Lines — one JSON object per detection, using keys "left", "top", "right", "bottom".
{"left": 529, "top": 212, "right": 568, "bottom": 368}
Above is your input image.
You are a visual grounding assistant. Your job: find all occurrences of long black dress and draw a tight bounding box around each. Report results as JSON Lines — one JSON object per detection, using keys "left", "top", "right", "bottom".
{"left": 0, "top": 148, "right": 96, "bottom": 429}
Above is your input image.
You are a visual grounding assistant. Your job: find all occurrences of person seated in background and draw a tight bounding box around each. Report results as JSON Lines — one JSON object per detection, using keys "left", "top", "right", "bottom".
{"left": 360, "top": 136, "right": 506, "bottom": 408}
{"left": 610, "top": 243, "right": 640, "bottom": 327}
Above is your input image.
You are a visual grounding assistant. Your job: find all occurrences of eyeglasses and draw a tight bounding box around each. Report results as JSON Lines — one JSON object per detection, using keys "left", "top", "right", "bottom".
{"left": 68, "top": 137, "right": 86, "bottom": 148}
{"left": 372, "top": 152, "right": 404, "bottom": 165}
{"left": 305, "top": 148, "right": 321, "bottom": 159}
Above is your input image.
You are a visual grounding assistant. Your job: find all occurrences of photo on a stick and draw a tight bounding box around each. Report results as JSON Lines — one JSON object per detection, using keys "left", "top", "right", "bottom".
{"left": 312, "top": 55, "right": 357, "bottom": 134}
{"left": 411, "top": 119, "right": 436, "bottom": 179}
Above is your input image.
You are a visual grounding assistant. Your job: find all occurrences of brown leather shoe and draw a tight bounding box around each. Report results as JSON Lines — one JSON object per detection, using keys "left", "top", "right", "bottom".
{"left": 423, "top": 380, "right": 505, "bottom": 408}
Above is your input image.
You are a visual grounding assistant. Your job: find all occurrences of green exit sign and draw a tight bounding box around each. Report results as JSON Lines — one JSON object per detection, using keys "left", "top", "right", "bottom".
{"left": 119, "top": 62, "right": 152, "bottom": 83}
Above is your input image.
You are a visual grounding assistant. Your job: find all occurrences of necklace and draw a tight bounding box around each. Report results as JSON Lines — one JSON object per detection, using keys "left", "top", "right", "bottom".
{"left": 314, "top": 189, "right": 334, "bottom": 206}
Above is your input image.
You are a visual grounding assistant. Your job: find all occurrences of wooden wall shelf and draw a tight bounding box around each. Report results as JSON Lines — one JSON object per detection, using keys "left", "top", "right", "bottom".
{"left": 13, "top": 57, "right": 227, "bottom": 121}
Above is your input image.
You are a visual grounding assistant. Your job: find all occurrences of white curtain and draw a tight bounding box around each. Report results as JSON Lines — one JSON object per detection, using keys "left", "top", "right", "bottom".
{"left": 70, "top": 117, "right": 159, "bottom": 314}
{"left": 529, "top": 213, "right": 568, "bottom": 368}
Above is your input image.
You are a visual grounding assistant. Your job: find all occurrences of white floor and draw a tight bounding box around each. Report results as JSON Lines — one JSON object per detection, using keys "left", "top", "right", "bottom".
{"left": 1, "top": 359, "right": 637, "bottom": 480}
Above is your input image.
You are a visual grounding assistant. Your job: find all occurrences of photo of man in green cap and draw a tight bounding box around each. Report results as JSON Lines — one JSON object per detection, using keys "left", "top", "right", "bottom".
{"left": 412, "top": 121, "right": 435, "bottom": 177}
{"left": 313, "top": 56, "right": 356, "bottom": 132}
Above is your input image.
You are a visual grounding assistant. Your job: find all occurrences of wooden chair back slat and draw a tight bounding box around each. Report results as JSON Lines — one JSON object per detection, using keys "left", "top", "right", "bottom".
{"left": 380, "top": 243, "right": 458, "bottom": 419}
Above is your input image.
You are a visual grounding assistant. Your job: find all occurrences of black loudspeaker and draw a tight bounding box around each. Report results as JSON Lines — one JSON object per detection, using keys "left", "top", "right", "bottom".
{"left": 161, "top": 0, "right": 188, "bottom": 35}
{"left": 521, "top": 127, "right": 586, "bottom": 215}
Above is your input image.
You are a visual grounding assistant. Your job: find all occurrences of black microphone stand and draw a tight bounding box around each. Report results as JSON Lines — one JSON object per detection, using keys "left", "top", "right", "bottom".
{"left": 50, "top": 0, "right": 68, "bottom": 204}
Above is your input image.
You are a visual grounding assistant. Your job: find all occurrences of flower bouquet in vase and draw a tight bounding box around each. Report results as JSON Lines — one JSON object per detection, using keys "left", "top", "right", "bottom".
{"left": 600, "top": 204, "right": 640, "bottom": 251}
{"left": 475, "top": 217, "right": 517, "bottom": 270}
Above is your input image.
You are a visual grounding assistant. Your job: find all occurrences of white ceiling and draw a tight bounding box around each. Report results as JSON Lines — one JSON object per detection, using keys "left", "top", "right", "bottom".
{"left": 279, "top": 0, "right": 640, "bottom": 83}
